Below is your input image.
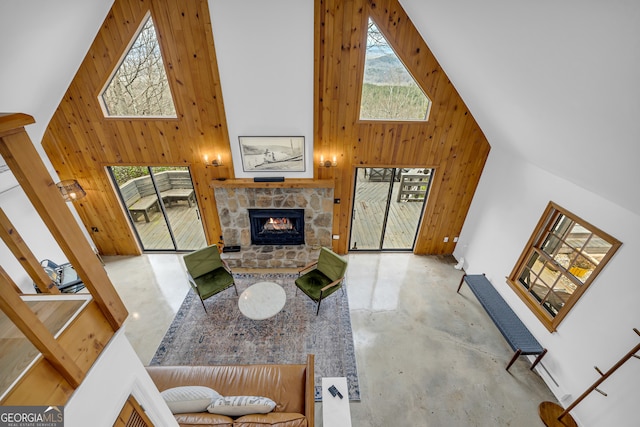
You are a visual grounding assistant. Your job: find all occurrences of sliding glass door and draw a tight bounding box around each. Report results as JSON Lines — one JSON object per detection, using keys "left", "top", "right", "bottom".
{"left": 349, "top": 167, "right": 432, "bottom": 251}
{"left": 108, "top": 166, "right": 206, "bottom": 251}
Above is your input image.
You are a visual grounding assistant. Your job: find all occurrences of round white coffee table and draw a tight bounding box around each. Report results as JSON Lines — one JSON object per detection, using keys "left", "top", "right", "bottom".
{"left": 238, "top": 281, "right": 286, "bottom": 320}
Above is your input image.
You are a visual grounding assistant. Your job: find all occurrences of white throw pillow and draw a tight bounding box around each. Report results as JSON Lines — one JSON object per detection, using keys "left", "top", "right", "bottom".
{"left": 161, "top": 386, "right": 221, "bottom": 414}
{"left": 207, "top": 395, "right": 276, "bottom": 416}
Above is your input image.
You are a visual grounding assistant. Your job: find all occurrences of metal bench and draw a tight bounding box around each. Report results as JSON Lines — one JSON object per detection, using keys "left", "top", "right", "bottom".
{"left": 457, "top": 274, "right": 547, "bottom": 371}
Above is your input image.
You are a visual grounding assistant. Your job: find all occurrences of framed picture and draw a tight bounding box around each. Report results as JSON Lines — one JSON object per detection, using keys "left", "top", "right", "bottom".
{"left": 239, "top": 136, "right": 305, "bottom": 172}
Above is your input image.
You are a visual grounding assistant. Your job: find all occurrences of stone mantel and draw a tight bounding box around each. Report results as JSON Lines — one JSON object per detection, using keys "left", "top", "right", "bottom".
{"left": 210, "top": 178, "right": 334, "bottom": 189}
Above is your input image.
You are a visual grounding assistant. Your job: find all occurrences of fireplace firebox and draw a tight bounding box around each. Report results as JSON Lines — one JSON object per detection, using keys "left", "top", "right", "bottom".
{"left": 248, "top": 209, "right": 305, "bottom": 245}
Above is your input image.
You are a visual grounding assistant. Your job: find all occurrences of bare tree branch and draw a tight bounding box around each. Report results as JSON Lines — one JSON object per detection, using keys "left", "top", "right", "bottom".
{"left": 102, "top": 17, "right": 176, "bottom": 116}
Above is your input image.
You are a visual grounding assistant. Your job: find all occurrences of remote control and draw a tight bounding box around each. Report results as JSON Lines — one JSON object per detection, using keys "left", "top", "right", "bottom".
{"left": 329, "top": 385, "right": 336, "bottom": 397}
{"left": 328, "top": 385, "right": 343, "bottom": 399}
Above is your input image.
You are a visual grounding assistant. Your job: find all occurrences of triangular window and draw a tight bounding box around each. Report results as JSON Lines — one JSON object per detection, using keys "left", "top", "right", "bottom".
{"left": 100, "top": 14, "right": 176, "bottom": 117}
{"left": 359, "top": 19, "right": 431, "bottom": 121}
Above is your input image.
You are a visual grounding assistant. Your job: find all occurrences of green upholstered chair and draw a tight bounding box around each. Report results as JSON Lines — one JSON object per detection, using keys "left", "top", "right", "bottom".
{"left": 183, "top": 244, "right": 237, "bottom": 313}
{"left": 295, "top": 247, "right": 348, "bottom": 315}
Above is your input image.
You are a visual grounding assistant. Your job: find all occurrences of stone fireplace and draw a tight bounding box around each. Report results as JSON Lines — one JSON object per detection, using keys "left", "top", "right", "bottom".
{"left": 248, "top": 208, "right": 305, "bottom": 245}
{"left": 213, "top": 184, "right": 334, "bottom": 268}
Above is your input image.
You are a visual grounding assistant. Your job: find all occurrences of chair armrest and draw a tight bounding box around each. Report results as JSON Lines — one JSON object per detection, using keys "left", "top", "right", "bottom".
{"left": 298, "top": 261, "right": 319, "bottom": 275}
{"left": 221, "top": 258, "right": 232, "bottom": 273}
{"left": 320, "top": 277, "right": 343, "bottom": 292}
{"left": 186, "top": 271, "right": 197, "bottom": 288}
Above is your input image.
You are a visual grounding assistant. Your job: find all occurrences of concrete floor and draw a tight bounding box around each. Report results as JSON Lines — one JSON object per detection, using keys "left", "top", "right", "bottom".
{"left": 105, "top": 252, "right": 557, "bottom": 426}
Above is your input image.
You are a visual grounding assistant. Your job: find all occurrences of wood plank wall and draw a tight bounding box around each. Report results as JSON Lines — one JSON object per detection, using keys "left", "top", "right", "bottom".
{"left": 315, "top": 0, "right": 491, "bottom": 254}
{"left": 42, "top": 0, "right": 231, "bottom": 255}
{"left": 43, "top": 0, "right": 489, "bottom": 256}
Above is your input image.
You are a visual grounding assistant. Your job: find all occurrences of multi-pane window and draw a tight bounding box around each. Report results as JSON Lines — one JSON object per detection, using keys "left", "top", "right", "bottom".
{"left": 508, "top": 202, "right": 621, "bottom": 331}
{"left": 100, "top": 14, "right": 176, "bottom": 117}
{"left": 359, "top": 18, "right": 431, "bottom": 121}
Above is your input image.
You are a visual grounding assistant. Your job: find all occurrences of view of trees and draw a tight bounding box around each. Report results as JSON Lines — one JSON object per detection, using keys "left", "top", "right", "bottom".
{"left": 359, "top": 19, "right": 430, "bottom": 121}
{"left": 360, "top": 83, "right": 430, "bottom": 120}
{"left": 101, "top": 16, "right": 176, "bottom": 117}
{"left": 111, "top": 166, "right": 179, "bottom": 186}
{"left": 100, "top": 14, "right": 427, "bottom": 121}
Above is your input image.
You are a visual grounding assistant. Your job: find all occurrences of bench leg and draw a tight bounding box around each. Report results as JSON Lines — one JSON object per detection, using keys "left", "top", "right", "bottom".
{"left": 530, "top": 349, "right": 547, "bottom": 371}
{"left": 456, "top": 274, "right": 466, "bottom": 293}
{"left": 506, "top": 349, "right": 522, "bottom": 371}
{"left": 130, "top": 210, "right": 146, "bottom": 223}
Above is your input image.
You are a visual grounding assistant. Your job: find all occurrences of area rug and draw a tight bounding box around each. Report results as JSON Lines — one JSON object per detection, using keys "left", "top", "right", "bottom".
{"left": 150, "top": 273, "right": 360, "bottom": 401}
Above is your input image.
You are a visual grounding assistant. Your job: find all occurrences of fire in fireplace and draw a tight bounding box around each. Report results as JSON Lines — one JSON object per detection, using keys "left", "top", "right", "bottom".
{"left": 248, "top": 208, "right": 305, "bottom": 245}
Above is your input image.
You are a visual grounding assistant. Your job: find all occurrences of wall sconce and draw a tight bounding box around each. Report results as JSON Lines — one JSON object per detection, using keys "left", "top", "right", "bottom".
{"left": 319, "top": 155, "right": 338, "bottom": 168}
{"left": 56, "top": 179, "right": 86, "bottom": 202}
{"left": 204, "top": 154, "right": 223, "bottom": 167}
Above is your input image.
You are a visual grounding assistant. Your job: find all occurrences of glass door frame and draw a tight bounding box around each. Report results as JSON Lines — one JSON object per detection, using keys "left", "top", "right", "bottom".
{"left": 376, "top": 168, "right": 400, "bottom": 249}
{"left": 348, "top": 167, "right": 430, "bottom": 252}
{"left": 107, "top": 165, "right": 205, "bottom": 252}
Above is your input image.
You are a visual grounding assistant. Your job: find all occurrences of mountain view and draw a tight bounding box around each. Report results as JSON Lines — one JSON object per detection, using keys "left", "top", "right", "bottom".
{"left": 359, "top": 19, "right": 431, "bottom": 120}
{"left": 363, "top": 53, "right": 415, "bottom": 86}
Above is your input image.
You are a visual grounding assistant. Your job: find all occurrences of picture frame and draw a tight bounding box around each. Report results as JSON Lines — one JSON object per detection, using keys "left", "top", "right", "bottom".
{"left": 239, "top": 136, "right": 305, "bottom": 172}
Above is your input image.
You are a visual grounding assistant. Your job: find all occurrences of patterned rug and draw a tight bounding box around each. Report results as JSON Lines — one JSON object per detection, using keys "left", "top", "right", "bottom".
{"left": 150, "top": 273, "right": 360, "bottom": 401}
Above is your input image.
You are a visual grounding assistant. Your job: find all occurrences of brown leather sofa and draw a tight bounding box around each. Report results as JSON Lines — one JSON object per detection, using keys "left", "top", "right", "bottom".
{"left": 146, "top": 355, "right": 314, "bottom": 427}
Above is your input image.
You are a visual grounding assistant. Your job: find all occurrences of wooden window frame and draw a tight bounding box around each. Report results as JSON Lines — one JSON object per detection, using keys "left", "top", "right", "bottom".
{"left": 357, "top": 16, "right": 432, "bottom": 123}
{"left": 99, "top": 12, "right": 178, "bottom": 119}
{"left": 507, "top": 201, "right": 621, "bottom": 332}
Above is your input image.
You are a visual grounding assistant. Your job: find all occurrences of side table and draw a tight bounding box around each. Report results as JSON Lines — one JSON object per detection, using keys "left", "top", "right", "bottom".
{"left": 322, "top": 377, "right": 352, "bottom": 427}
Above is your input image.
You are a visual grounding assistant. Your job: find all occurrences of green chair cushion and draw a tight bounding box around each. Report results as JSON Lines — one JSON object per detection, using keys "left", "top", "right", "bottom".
{"left": 295, "top": 270, "right": 341, "bottom": 301}
{"left": 192, "top": 267, "right": 234, "bottom": 300}
{"left": 184, "top": 245, "right": 224, "bottom": 278}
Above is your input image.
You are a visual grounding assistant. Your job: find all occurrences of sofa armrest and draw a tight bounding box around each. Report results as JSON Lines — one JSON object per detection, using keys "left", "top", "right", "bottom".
{"left": 305, "top": 354, "right": 315, "bottom": 427}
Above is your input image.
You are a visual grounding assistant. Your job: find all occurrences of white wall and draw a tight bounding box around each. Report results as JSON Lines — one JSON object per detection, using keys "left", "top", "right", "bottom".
{"left": 0, "top": 0, "right": 114, "bottom": 165}
{"left": 0, "top": 186, "right": 68, "bottom": 292}
{"left": 401, "top": 0, "right": 640, "bottom": 217}
{"left": 65, "top": 328, "right": 177, "bottom": 427}
{"left": 455, "top": 148, "right": 640, "bottom": 426}
{"left": 209, "top": 0, "right": 315, "bottom": 179}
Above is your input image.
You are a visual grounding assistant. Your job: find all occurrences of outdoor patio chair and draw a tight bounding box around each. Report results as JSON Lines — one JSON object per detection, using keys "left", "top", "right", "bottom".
{"left": 295, "top": 247, "right": 348, "bottom": 315}
{"left": 183, "top": 244, "right": 237, "bottom": 313}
